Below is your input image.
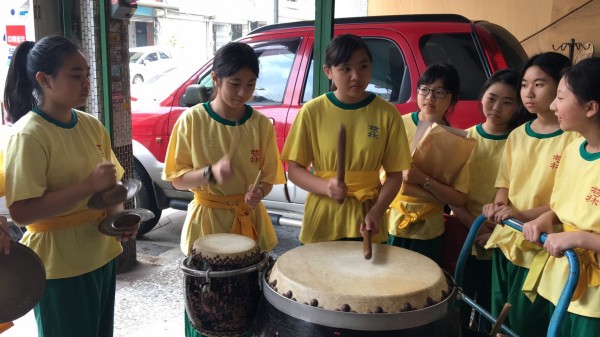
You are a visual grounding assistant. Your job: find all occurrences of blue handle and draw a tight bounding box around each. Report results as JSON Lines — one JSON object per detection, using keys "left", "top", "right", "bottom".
{"left": 501, "top": 218, "right": 580, "bottom": 337}
{"left": 454, "top": 215, "right": 580, "bottom": 337}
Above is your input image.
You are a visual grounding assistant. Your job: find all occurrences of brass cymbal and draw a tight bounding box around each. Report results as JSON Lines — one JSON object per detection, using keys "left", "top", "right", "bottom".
{"left": 0, "top": 242, "right": 46, "bottom": 323}
{"left": 98, "top": 209, "right": 155, "bottom": 236}
{"left": 87, "top": 179, "right": 142, "bottom": 209}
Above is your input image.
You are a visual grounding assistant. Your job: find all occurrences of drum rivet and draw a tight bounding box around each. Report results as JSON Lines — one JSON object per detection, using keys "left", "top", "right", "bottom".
{"left": 310, "top": 299, "right": 318, "bottom": 307}
{"left": 401, "top": 302, "right": 412, "bottom": 312}
{"left": 340, "top": 304, "right": 351, "bottom": 312}
{"left": 291, "top": 297, "right": 296, "bottom": 302}
{"left": 303, "top": 302, "right": 309, "bottom": 305}
{"left": 373, "top": 306, "right": 384, "bottom": 313}
{"left": 426, "top": 297, "right": 436, "bottom": 306}
{"left": 284, "top": 290, "right": 293, "bottom": 299}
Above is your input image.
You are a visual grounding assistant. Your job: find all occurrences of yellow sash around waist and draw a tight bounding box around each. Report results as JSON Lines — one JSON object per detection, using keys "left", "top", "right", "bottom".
{"left": 26, "top": 208, "right": 106, "bottom": 233}
{"left": 389, "top": 193, "right": 442, "bottom": 231}
{"left": 193, "top": 191, "right": 258, "bottom": 241}
{"left": 522, "top": 224, "right": 600, "bottom": 302}
{"left": 315, "top": 170, "right": 380, "bottom": 202}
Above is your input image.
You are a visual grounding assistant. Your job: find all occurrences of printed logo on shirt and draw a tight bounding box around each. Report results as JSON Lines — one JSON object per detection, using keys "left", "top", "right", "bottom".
{"left": 586, "top": 186, "right": 600, "bottom": 206}
{"left": 250, "top": 149, "right": 260, "bottom": 164}
{"left": 368, "top": 124, "right": 380, "bottom": 140}
{"left": 96, "top": 144, "right": 106, "bottom": 161}
{"left": 549, "top": 154, "right": 561, "bottom": 170}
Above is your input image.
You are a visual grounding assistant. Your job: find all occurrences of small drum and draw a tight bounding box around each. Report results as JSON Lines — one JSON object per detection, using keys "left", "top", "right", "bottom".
{"left": 180, "top": 234, "right": 269, "bottom": 337}
{"left": 256, "top": 241, "right": 458, "bottom": 336}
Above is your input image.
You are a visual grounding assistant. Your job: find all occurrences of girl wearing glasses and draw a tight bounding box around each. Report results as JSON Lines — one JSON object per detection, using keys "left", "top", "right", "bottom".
{"left": 387, "top": 63, "right": 469, "bottom": 264}
{"left": 282, "top": 34, "right": 411, "bottom": 244}
{"left": 522, "top": 57, "right": 600, "bottom": 337}
{"left": 482, "top": 52, "right": 577, "bottom": 337}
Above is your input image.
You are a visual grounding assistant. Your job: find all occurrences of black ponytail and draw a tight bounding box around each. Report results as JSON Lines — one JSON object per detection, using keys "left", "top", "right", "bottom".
{"left": 3, "top": 35, "right": 81, "bottom": 123}
{"left": 3, "top": 41, "right": 36, "bottom": 123}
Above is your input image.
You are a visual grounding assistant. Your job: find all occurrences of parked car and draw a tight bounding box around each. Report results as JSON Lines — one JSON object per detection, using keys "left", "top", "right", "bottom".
{"left": 131, "top": 14, "right": 528, "bottom": 235}
{"left": 129, "top": 46, "right": 175, "bottom": 85}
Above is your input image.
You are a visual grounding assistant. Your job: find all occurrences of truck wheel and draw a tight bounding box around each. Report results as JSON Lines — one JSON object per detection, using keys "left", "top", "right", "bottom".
{"left": 133, "top": 163, "right": 162, "bottom": 236}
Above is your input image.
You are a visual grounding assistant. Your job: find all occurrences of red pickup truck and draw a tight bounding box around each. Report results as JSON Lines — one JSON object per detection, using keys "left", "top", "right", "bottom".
{"left": 131, "top": 14, "right": 528, "bottom": 235}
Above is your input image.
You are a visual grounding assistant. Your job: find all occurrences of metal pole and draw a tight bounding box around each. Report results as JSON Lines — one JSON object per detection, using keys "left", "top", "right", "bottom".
{"left": 313, "top": 0, "right": 334, "bottom": 98}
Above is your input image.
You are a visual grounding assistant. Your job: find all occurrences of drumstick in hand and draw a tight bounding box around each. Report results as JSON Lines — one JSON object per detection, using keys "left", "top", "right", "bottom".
{"left": 362, "top": 227, "right": 372, "bottom": 260}
{"left": 337, "top": 124, "right": 346, "bottom": 204}
{"left": 251, "top": 170, "right": 263, "bottom": 194}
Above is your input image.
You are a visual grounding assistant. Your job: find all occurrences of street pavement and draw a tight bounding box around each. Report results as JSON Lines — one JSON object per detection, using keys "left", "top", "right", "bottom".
{"left": 5, "top": 208, "right": 301, "bottom": 337}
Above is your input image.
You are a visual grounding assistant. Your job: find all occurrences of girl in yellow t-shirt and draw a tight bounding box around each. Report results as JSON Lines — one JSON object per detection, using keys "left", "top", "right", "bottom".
{"left": 3, "top": 35, "right": 129, "bottom": 337}
{"left": 482, "top": 52, "right": 575, "bottom": 337}
{"left": 523, "top": 57, "right": 600, "bottom": 337}
{"left": 281, "top": 34, "right": 411, "bottom": 244}
{"left": 450, "top": 69, "right": 524, "bottom": 326}
{"left": 162, "top": 42, "right": 285, "bottom": 337}
{"left": 388, "top": 63, "right": 469, "bottom": 264}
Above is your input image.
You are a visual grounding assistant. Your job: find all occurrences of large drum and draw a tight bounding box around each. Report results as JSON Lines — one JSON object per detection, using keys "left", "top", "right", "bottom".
{"left": 255, "top": 241, "right": 459, "bottom": 336}
{"left": 180, "top": 234, "right": 269, "bottom": 337}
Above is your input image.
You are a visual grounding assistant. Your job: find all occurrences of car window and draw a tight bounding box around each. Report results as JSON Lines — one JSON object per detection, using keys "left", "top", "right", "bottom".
{"left": 130, "top": 51, "right": 143, "bottom": 63}
{"left": 159, "top": 52, "right": 171, "bottom": 60}
{"left": 145, "top": 53, "right": 159, "bottom": 62}
{"left": 302, "top": 38, "right": 410, "bottom": 103}
{"left": 419, "top": 33, "right": 486, "bottom": 101}
{"left": 196, "top": 38, "right": 301, "bottom": 105}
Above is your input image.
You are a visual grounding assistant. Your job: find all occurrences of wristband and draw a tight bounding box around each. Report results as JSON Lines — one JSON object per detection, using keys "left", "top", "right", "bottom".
{"left": 423, "top": 176, "right": 432, "bottom": 190}
{"left": 204, "top": 165, "right": 217, "bottom": 184}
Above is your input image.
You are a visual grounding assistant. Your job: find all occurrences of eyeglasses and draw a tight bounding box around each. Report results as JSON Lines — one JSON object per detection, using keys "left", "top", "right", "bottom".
{"left": 416, "top": 86, "right": 450, "bottom": 99}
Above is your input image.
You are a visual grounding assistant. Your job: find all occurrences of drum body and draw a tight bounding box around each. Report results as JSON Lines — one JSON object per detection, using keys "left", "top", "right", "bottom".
{"left": 255, "top": 241, "right": 459, "bottom": 337}
{"left": 181, "top": 234, "right": 265, "bottom": 337}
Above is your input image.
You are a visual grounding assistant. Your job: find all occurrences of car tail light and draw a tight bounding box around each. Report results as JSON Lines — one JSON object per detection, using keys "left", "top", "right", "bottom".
{"left": 474, "top": 25, "right": 507, "bottom": 72}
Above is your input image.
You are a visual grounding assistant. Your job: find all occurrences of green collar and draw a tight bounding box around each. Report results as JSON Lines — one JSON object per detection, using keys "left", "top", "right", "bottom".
{"left": 580, "top": 140, "right": 600, "bottom": 161}
{"left": 326, "top": 92, "right": 376, "bottom": 110}
{"left": 525, "top": 120, "right": 563, "bottom": 139}
{"left": 411, "top": 111, "right": 419, "bottom": 126}
{"left": 33, "top": 107, "right": 77, "bottom": 129}
{"left": 204, "top": 102, "right": 252, "bottom": 126}
{"left": 476, "top": 124, "right": 508, "bottom": 140}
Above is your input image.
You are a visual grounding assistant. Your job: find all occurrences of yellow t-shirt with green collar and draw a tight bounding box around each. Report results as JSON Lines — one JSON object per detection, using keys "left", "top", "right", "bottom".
{"left": 536, "top": 140, "right": 600, "bottom": 318}
{"left": 466, "top": 124, "right": 508, "bottom": 259}
{"left": 163, "top": 102, "right": 285, "bottom": 254}
{"left": 4, "top": 108, "right": 124, "bottom": 279}
{"left": 281, "top": 92, "right": 411, "bottom": 244}
{"left": 485, "top": 121, "right": 580, "bottom": 268}
{"left": 388, "top": 112, "right": 470, "bottom": 240}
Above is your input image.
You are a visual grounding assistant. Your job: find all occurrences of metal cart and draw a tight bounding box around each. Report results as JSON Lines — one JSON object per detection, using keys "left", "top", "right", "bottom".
{"left": 454, "top": 215, "right": 581, "bottom": 337}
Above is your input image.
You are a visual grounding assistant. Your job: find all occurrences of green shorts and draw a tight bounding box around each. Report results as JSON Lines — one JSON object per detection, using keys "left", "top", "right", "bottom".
{"left": 550, "top": 305, "right": 600, "bottom": 337}
{"left": 491, "top": 249, "right": 551, "bottom": 337}
{"left": 34, "top": 260, "right": 116, "bottom": 337}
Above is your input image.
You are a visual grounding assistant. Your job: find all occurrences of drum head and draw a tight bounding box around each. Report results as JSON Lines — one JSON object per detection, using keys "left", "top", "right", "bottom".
{"left": 98, "top": 208, "right": 155, "bottom": 236}
{"left": 0, "top": 242, "right": 46, "bottom": 323}
{"left": 191, "top": 233, "right": 259, "bottom": 263}
{"left": 268, "top": 242, "right": 450, "bottom": 314}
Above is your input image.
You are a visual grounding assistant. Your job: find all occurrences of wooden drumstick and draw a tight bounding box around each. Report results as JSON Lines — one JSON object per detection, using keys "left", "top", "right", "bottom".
{"left": 228, "top": 121, "right": 240, "bottom": 158}
{"left": 337, "top": 124, "right": 346, "bottom": 204}
{"left": 489, "top": 303, "right": 512, "bottom": 337}
{"left": 251, "top": 170, "right": 263, "bottom": 194}
{"left": 362, "top": 227, "right": 372, "bottom": 260}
